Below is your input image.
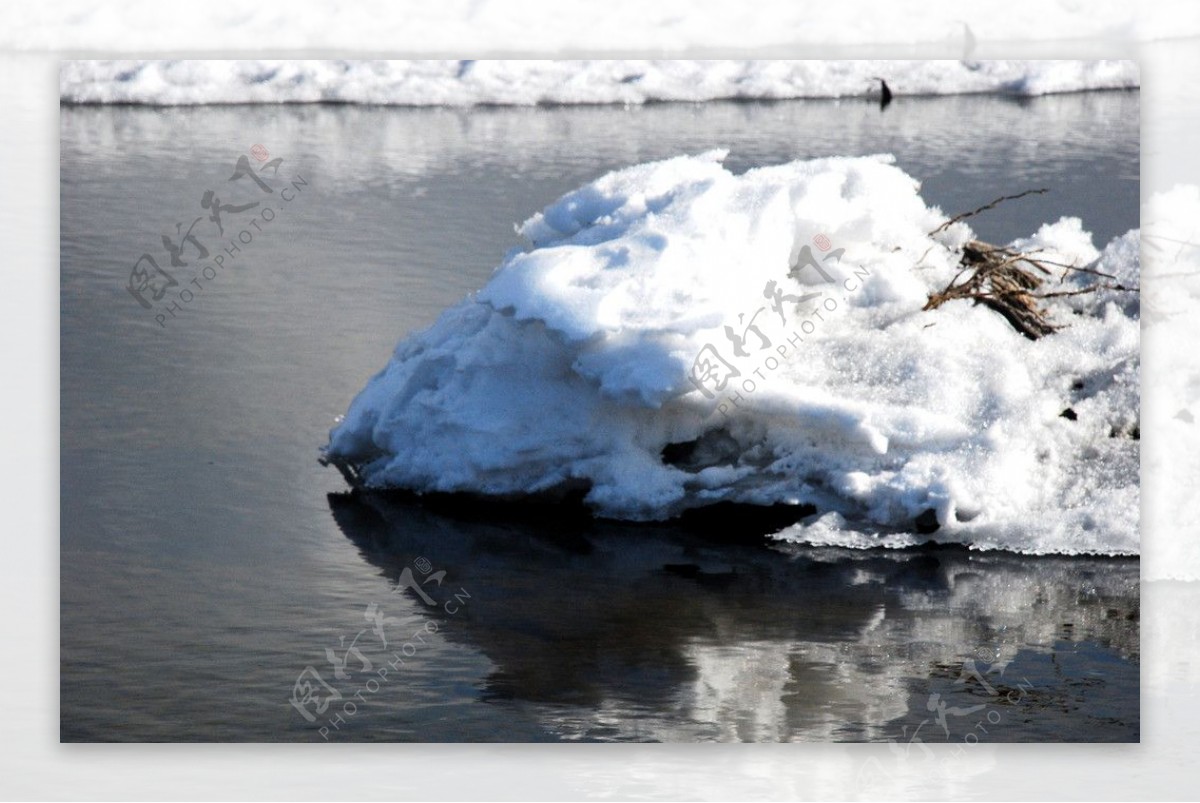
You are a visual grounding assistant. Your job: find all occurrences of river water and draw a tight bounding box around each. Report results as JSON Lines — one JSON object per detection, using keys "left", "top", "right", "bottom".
{"left": 60, "top": 92, "right": 1139, "bottom": 742}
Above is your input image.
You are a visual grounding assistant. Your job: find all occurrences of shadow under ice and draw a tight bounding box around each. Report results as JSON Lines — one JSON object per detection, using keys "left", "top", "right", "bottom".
{"left": 328, "top": 491, "right": 1138, "bottom": 742}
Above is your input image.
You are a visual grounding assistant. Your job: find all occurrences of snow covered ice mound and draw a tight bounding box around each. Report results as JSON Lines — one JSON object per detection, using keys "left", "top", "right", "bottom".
{"left": 325, "top": 151, "right": 1139, "bottom": 556}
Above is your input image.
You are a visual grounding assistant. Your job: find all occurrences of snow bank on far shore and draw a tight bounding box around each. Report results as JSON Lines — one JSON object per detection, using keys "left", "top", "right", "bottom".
{"left": 59, "top": 60, "right": 1138, "bottom": 106}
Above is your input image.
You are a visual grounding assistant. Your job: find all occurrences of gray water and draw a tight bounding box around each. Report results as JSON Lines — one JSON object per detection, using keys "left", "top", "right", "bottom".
{"left": 60, "top": 93, "right": 1139, "bottom": 742}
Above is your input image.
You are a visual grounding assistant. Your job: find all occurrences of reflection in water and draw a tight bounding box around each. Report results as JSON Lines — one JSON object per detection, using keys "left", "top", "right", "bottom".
{"left": 329, "top": 492, "right": 1138, "bottom": 742}
{"left": 61, "top": 90, "right": 1138, "bottom": 250}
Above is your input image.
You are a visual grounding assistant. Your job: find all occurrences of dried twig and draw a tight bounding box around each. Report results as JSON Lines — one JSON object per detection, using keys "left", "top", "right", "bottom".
{"left": 923, "top": 189, "right": 1141, "bottom": 339}
{"left": 923, "top": 239, "right": 1137, "bottom": 340}
{"left": 924, "top": 240, "right": 1060, "bottom": 339}
{"left": 929, "top": 189, "right": 1048, "bottom": 236}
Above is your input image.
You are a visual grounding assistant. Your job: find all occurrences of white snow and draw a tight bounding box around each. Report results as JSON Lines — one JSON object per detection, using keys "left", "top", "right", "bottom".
{"left": 325, "top": 151, "right": 1140, "bottom": 556}
{"left": 58, "top": 60, "right": 1138, "bottom": 106}
{"left": 1143, "top": 185, "right": 1200, "bottom": 578}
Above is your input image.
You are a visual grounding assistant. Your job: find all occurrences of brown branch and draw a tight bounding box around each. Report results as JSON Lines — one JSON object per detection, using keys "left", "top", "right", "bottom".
{"left": 1036, "top": 284, "right": 1139, "bottom": 299}
{"left": 929, "top": 189, "right": 1049, "bottom": 236}
{"left": 923, "top": 238, "right": 1135, "bottom": 341}
{"left": 1017, "top": 248, "right": 1120, "bottom": 280}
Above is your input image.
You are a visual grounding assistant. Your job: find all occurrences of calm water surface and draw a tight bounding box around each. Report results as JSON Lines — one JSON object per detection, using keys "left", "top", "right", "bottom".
{"left": 60, "top": 93, "right": 1139, "bottom": 741}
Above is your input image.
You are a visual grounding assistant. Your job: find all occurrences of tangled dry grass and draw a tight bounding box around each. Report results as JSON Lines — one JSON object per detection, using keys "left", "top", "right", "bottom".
{"left": 924, "top": 191, "right": 1138, "bottom": 340}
